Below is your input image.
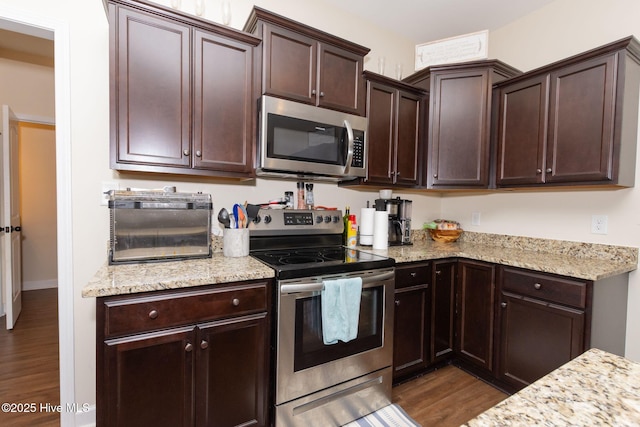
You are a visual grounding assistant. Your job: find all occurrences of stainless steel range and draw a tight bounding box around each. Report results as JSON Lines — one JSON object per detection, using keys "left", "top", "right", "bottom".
{"left": 249, "top": 209, "right": 395, "bottom": 426}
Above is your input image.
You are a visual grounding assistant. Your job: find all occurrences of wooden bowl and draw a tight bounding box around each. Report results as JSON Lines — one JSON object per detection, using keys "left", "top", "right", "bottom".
{"left": 428, "top": 229, "right": 463, "bottom": 243}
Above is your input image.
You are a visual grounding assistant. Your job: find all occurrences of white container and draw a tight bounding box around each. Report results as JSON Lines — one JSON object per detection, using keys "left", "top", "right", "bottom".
{"left": 223, "top": 228, "right": 249, "bottom": 257}
{"left": 379, "top": 189, "right": 392, "bottom": 199}
{"left": 372, "top": 211, "right": 388, "bottom": 250}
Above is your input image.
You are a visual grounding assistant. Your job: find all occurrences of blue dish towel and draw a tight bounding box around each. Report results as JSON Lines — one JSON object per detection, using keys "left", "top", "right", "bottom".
{"left": 321, "top": 277, "right": 363, "bottom": 345}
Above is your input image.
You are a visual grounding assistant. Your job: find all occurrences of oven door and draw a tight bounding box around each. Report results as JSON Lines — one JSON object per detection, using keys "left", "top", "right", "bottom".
{"left": 275, "top": 268, "right": 394, "bottom": 405}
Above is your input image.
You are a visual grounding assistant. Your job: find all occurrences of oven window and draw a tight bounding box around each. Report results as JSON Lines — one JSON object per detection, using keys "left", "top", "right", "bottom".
{"left": 293, "top": 285, "right": 383, "bottom": 372}
{"left": 267, "top": 113, "right": 346, "bottom": 165}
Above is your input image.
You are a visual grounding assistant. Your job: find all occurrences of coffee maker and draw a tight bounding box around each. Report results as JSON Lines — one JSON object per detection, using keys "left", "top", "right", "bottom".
{"left": 374, "top": 197, "right": 412, "bottom": 245}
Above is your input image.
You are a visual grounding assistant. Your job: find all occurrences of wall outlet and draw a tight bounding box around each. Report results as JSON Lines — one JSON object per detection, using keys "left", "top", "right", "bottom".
{"left": 101, "top": 182, "right": 119, "bottom": 206}
{"left": 471, "top": 211, "right": 481, "bottom": 226}
{"left": 591, "top": 215, "right": 608, "bottom": 234}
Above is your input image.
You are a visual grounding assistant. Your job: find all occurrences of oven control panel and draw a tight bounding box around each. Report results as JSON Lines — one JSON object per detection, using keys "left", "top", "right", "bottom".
{"left": 249, "top": 209, "right": 343, "bottom": 235}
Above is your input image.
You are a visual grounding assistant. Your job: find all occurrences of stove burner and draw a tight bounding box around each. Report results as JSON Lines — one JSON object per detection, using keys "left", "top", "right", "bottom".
{"left": 280, "top": 256, "right": 324, "bottom": 265}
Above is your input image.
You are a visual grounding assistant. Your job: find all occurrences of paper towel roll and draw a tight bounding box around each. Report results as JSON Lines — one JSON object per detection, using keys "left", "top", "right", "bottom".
{"left": 359, "top": 208, "right": 375, "bottom": 245}
{"left": 373, "top": 211, "right": 388, "bottom": 250}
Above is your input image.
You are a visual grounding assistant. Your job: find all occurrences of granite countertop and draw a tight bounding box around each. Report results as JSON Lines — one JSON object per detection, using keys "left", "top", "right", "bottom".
{"left": 82, "top": 231, "right": 637, "bottom": 298}
{"left": 82, "top": 253, "right": 275, "bottom": 297}
{"left": 462, "top": 348, "right": 640, "bottom": 426}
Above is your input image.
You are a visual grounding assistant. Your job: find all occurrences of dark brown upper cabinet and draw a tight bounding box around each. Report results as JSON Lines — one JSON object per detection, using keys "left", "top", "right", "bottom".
{"left": 404, "top": 60, "right": 520, "bottom": 189}
{"left": 361, "top": 72, "right": 426, "bottom": 187}
{"left": 109, "top": 0, "right": 260, "bottom": 178}
{"left": 244, "top": 7, "right": 369, "bottom": 116}
{"left": 495, "top": 36, "right": 640, "bottom": 188}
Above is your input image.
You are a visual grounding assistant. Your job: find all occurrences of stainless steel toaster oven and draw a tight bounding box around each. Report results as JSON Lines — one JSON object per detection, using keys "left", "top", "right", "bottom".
{"left": 108, "top": 189, "right": 212, "bottom": 264}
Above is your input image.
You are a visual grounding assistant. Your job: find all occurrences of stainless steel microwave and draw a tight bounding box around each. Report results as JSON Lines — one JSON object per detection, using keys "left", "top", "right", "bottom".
{"left": 257, "top": 95, "right": 368, "bottom": 181}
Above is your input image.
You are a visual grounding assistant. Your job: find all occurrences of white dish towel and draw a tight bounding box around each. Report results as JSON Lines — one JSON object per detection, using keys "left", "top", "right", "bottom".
{"left": 321, "top": 277, "right": 363, "bottom": 345}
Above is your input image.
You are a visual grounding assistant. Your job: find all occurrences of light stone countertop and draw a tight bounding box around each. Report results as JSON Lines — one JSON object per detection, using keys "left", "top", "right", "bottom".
{"left": 82, "top": 253, "right": 275, "bottom": 298}
{"left": 462, "top": 348, "right": 640, "bottom": 426}
{"left": 82, "top": 231, "right": 637, "bottom": 298}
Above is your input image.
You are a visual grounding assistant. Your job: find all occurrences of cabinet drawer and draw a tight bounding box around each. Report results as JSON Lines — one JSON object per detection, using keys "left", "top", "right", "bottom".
{"left": 395, "top": 263, "right": 430, "bottom": 289}
{"left": 501, "top": 267, "right": 587, "bottom": 308}
{"left": 103, "top": 282, "right": 269, "bottom": 338}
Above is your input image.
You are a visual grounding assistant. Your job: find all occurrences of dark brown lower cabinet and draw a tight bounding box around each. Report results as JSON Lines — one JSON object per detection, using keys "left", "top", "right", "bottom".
{"left": 431, "top": 260, "right": 456, "bottom": 363}
{"left": 497, "top": 292, "right": 584, "bottom": 389}
{"left": 393, "top": 263, "right": 430, "bottom": 382}
{"left": 496, "top": 266, "right": 587, "bottom": 390}
{"left": 97, "top": 280, "right": 271, "bottom": 427}
{"left": 456, "top": 260, "right": 496, "bottom": 372}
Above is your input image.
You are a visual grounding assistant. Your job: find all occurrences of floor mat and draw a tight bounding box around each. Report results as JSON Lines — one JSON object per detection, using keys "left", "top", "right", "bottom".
{"left": 342, "top": 403, "right": 421, "bottom": 427}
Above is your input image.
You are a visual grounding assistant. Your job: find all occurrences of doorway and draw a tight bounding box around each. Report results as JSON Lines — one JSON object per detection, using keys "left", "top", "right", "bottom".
{"left": 0, "top": 8, "right": 75, "bottom": 427}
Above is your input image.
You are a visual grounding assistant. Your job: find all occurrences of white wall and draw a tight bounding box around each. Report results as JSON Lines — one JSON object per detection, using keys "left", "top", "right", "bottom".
{"left": 19, "top": 122, "right": 58, "bottom": 290}
{"left": 457, "top": 0, "right": 640, "bottom": 361}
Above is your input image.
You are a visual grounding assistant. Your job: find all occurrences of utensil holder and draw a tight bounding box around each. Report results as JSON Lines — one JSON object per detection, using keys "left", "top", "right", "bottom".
{"left": 223, "top": 228, "right": 249, "bottom": 257}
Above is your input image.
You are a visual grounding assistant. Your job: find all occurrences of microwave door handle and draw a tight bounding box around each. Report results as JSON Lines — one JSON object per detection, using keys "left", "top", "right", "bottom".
{"left": 343, "top": 119, "right": 354, "bottom": 174}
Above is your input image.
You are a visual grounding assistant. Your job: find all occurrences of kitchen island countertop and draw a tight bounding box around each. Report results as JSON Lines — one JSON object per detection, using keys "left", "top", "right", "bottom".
{"left": 462, "top": 348, "right": 640, "bottom": 426}
{"left": 83, "top": 231, "right": 637, "bottom": 298}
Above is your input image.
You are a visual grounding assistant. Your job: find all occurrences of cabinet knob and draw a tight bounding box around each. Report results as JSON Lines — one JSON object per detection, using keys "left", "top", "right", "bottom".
{"left": 536, "top": 168, "right": 542, "bottom": 174}
{"left": 200, "top": 340, "right": 208, "bottom": 350}
{"left": 311, "top": 89, "right": 316, "bottom": 96}
{"left": 319, "top": 91, "right": 325, "bottom": 97}
{"left": 534, "top": 283, "right": 542, "bottom": 290}
{"left": 501, "top": 302, "right": 507, "bottom": 308}
{"left": 435, "top": 270, "right": 442, "bottom": 275}
{"left": 185, "top": 343, "right": 193, "bottom": 352}
{"left": 546, "top": 168, "right": 552, "bottom": 173}
{"left": 183, "top": 149, "right": 190, "bottom": 156}
{"left": 395, "top": 300, "right": 400, "bottom": 306}
{"left": 410, "top": 272, "right": 417, "bottom": 277}
{"left": 232, "top": 298, "right": 240, "bottom": 307}
{"left": 195, "top": 150, "right": 202, "bottom": 157}
{"left": 148, "top": 309, "right": 158, "bottom": 319}
{"left": 433, "top": 174, "right": 438, "bottom": 178}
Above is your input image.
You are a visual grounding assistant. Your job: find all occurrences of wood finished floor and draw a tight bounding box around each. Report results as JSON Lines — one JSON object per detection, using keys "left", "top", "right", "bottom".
{"left": 0, "top": 288, "right": 60, "bottom": 426}
{"left": 393, "top": 366, "right": 509, "bottom": 426}
{"left": 0, "top": 289, "right": 506, "bottom": 427}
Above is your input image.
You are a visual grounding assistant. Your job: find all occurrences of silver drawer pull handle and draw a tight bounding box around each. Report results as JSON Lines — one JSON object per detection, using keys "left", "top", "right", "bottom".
{"left": 232, "top": 298, "right": 240, "bottom": 306}
{"left": 534, "top": 283, "right": 542, "bottom": 290}
{"left": 148, "top": 309, "right": 158, "bottom": 319}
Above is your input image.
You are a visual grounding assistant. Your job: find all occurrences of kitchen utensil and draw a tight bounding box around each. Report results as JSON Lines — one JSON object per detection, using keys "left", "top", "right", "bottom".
{"left": 218, "top": 208, "right": 231, "bottom": 229}
{"left": 245, "top": 204, "right": 260, "bottom": 223}
{"left": 233, "top": 203, "right": 247, "bottom": 228}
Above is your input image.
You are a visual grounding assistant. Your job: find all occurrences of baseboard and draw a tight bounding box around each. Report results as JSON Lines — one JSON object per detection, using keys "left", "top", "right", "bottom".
{"left": 22, "top": 279, "right": 58, "bottom": 291}
{"left": 74, "top": 404, "right": 96, "bottom": 427}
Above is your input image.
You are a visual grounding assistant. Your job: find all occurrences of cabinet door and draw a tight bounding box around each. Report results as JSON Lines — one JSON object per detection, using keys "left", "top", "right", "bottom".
{"left": 317, "top": 43, "right": 365, "bottom": 115}
{"left": 496, "top": 75, "right": 549, "bottom": 186}
{"left": 456, "top": 260, "right": 495, "bottom": 371}
{"left": 366, "top": 81, "right": 395, "bottom": 184}
{"left": 112, "top": 5, "right": 190, "bottom": 168}
{"left": 395, "top": 90, "right": 422, "bottom": 186}
{"left": 393, "top": 286, "right": 429, "bottom": 380}
{"left": 546, "top": 54, "right": 617, "bottom": 183}
{"left": 193, "top": 29, "right": 254, "bottom": 174}
{"left": 431, "top": 260, "right": 456, "bottom": 363}
{"left": 262, "top": 24, "right": 316, "bottom": 105}
{"left": 102, "top": 327, "right": 195, "bottom": 427}
{"left": 498, "top": 292, "right": 584, "bottom": 390}
{"left": 195, "top": 313, "right": 269, "bottom": 427}
{"left": 429, "top": 69, "right": 491, "bottom": 187}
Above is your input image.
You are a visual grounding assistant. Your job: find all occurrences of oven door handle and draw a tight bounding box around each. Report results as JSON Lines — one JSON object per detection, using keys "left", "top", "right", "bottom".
{"left": 280, "top": 270, "right": 394, "bottom": 295}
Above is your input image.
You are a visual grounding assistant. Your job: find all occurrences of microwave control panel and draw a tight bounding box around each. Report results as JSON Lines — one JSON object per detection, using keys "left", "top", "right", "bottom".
{"left": 351, "top": 130, "right": 365, "bottom": 168}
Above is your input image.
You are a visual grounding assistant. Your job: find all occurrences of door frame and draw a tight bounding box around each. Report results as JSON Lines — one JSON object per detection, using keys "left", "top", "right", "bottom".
{"left": 0, "top": 6, "right": 75, "bottom": 426}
